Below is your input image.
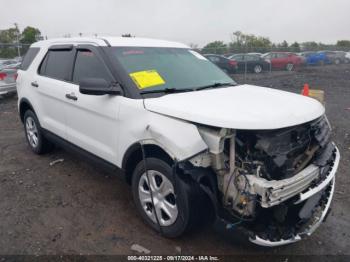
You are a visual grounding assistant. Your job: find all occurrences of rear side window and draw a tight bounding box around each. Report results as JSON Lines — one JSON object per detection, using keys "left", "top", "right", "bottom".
{"left": 207, "top": 56, "right": 220, "bottom": 63}
{"left": 39, "top": 49, "right": 74, "bottom": 81}
{"left": 72, "top": 50, "right": 111, "bottom": 84}
{"left": 21, "top": 47, "right": 40, "bottom": 70}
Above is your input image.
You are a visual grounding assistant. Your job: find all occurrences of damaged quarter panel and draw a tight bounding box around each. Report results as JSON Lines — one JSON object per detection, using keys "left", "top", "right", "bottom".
{"left": 116, "top": 97, "right": 208, "bottom": 166}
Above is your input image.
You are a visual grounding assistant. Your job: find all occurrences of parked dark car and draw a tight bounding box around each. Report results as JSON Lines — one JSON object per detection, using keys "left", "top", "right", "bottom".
{"left": 319, "top": 51, "right": 347, "bottom": 64}
{"left": 262, "top": 52, "right": 304, "bottom": 71}
{"left": 204, "top": 54, "right": 238, "bottom": 74}
{"left": 228, "top": 53, "right": 270, "bottom": 73}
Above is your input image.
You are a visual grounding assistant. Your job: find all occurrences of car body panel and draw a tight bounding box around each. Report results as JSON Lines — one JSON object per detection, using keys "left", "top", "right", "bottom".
{"left": 117, "top": 98, "right": 208, "bottom": 166}
{"left": 144, "top": 84, "right": 325, "bottom": 130}
{"left": 300, "top": 52, "right": 331, "bottom": 65}
{"left": 229, "top": 54, "right": 270, "bottom": 72}
{"left": 262, "top": 52, "right": 303, "bottom": 70}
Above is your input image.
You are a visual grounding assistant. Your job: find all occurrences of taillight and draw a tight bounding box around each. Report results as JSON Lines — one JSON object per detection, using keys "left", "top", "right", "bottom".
{"left": 229, "top": 60, "right": 237, "bottom": 66}
{"left": 0, "top": 72, "right": 7, "bottom": 80}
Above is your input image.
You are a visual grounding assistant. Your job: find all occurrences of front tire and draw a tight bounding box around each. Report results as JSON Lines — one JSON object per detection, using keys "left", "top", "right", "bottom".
{"left": 23, "top": 110, "right": 53, "bottom": 154}
{"left": 286, "top": 63, "right": 294, "bottom": 71}
{"left": 131, "top": 158, "right": 199, "bottom": 238}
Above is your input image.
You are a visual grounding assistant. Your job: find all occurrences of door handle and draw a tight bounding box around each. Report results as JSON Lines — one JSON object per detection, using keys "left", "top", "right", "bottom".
{"left": 65, "top": 93, "right": 78, "bottom": 101}
{"left": 31, "top": 81, "right": 39, "bottom": 88}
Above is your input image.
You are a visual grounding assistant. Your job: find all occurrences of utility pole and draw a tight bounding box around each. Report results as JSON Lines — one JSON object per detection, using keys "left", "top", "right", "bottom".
{"left": 14, "top": 23, "right": 21, "bottom": 57}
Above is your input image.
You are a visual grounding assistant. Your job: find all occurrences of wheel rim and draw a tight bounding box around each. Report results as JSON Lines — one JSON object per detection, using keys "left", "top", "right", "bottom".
{"left": 286, "top": 63, "right": 294, "bottom": 71}
{"left": 138, "top": 170, "right": 178, "bottom": 226}
{"left": 254, "top": 65, "right": 262, "bottom": 73}
{"left": 25, "top": 116, "right": 39, "bottom": 148}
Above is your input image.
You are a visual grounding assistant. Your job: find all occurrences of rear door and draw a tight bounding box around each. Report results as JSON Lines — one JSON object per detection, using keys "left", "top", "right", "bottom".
{"left": 274, "top": 53, "right": 288, "bottom": 68}
{"left": 64, "top": 46, "right": 120, "bottom": 164}
{"left": 34, "top": 46, "right": 75, "bottom": 138}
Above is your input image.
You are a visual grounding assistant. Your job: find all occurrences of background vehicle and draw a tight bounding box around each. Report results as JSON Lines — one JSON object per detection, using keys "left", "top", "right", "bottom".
{"left": 0, "top": 68, "right": 17, "bottom": 95}
{"left": 228, "top": 53, "right": 270, "bottom": 73}
{"left": 299, "top": 51, "right": 331, "bottom": 65}
{"left": 0, "top": 59, "right": 17, "bottom": 70}
{"left": 204, "top": 54, "right": 238, "bottom": 73}
{"left": 346, "top": 51, "right": 350, "bottom": 63}
{"left": 320, "top": 51, "right": 347, "bottom": 64}
{"left": 262, "top": 52, "right": 303, "bottom": 71}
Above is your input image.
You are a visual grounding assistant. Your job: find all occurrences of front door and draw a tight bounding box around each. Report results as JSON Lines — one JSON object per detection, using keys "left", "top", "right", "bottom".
{"left": 64, "top": 46, "right": 120, "bottom": 164}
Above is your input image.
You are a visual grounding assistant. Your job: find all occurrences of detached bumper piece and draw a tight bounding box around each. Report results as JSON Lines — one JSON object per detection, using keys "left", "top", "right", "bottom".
{"left": 248, "top": 145, "right": 339, "bottom": 247}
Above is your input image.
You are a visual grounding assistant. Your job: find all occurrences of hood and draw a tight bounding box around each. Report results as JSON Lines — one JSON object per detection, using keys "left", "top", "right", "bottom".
{"left": 143, "top": 85, "right": 325, "bottom": 130}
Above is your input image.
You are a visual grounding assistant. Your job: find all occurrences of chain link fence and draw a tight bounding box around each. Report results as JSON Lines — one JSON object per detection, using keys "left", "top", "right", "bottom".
{"left": 0, "top": 43, "right": 31, "bottom": 60}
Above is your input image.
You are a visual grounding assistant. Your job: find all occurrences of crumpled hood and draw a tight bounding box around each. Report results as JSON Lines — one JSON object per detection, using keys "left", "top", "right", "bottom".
{"left": 143, "top": 84, "right": 325, "bottom": 130}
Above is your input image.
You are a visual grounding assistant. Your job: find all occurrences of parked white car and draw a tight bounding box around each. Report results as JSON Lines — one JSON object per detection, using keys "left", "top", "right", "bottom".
{"left": 16, "top": 37, "right": 339, "bottom": 247}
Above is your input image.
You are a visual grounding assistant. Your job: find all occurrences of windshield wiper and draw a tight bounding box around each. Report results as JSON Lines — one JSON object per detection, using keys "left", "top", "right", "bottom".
{"left": 140, "top": 87, "right": 195, "bottom": 95}
{"left": 195, "top": 82, "right": 235, "bottom": 91}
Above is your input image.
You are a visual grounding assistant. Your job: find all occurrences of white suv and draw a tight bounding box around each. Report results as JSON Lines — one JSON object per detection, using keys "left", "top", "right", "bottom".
{"left": 16, "top": 37, "right": 340, "bottom": 247}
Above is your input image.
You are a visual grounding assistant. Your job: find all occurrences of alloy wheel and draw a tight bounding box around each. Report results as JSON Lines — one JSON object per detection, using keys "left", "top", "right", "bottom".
{"left": 25, "top": 116, "right": 39, "bottom": 148}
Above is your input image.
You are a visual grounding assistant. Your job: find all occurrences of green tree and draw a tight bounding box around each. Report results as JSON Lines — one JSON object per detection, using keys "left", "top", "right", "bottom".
{"left": 301, "top": 41, "right": 319, "bottom": 51}
{"left": 20, "top": 26, "right": 41, "bottom": 44}
{"left": 276, "top": 40, "right": 289, "bottom": 51}
{"left": 0, "top": 28, "right": 19, "bottom": 58}
{"left": 202, "top": 41, "right": 227, "bottom": 54}
{"left": 336, "top": 40, "right": 350, "bottom": 48}
{"left": 290, "top": 42, "right": 301, "bottom": 52}
{"left": 229, "top": 31, "right": 271, "bottom": 53}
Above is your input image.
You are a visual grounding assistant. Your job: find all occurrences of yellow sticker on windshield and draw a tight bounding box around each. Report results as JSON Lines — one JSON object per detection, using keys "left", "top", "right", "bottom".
{"left": 129, "top": 70, "right": 165, "bottom": 89}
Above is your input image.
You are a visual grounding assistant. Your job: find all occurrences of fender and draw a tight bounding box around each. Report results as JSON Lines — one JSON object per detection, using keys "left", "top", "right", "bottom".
{"left": 18, "top": 97, "right": 35, "bottom": 122}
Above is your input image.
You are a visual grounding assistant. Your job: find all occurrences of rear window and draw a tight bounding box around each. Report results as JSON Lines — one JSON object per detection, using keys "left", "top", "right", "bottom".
{"left": 39, "top": 49, "right": 74, "bottom": 81}
{"left": 20, "top": 47, "right": 40, "bottom": 70}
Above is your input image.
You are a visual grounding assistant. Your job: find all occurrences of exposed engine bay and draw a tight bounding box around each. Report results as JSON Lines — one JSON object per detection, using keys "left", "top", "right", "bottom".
{"left": 190, "top": 116, "right": 339, "bottom": 246}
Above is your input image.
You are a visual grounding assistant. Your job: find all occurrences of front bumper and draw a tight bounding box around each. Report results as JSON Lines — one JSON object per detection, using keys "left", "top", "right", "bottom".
{"left": 248, "top": 146, "right": 340, "bottom": 247}
{"left": 0, "top": 83, "right": 16, "bottom": 95}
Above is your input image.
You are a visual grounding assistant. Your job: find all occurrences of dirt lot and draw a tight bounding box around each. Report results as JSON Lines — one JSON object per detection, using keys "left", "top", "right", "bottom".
{"left": 0, "top": 64, "right": 349, "bottom": 258}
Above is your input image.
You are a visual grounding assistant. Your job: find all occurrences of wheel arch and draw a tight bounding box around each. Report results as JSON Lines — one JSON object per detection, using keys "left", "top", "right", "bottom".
{"left": 122, "top": 142, "right": 174, "bottom": 185}
{"left": 19, "top": 98, "right": 35, "bottom": 123}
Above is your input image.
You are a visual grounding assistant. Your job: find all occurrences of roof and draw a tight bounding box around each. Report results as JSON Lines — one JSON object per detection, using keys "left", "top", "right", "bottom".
{"left": 31, "top": 36, "right": 189, "bottom": 49}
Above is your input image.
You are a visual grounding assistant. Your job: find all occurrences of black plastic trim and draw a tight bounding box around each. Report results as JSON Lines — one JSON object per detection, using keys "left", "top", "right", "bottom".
{"left": 49, "top": 44, "right": 74, "bottom": 51}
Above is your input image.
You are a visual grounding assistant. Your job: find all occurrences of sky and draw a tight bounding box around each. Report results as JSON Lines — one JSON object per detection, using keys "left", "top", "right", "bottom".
{"left": 1, "top": 0, "right": 349, "bottom": 47}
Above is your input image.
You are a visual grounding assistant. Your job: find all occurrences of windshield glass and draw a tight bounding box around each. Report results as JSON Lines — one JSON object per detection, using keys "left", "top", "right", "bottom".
{"left": 111, "top": 47, "right": 236, "bottom": 93}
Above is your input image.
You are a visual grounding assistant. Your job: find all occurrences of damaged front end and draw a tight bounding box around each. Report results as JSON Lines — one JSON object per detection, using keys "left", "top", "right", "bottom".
{"left": 189, "top": 116, "right": 340, "bottom": 247}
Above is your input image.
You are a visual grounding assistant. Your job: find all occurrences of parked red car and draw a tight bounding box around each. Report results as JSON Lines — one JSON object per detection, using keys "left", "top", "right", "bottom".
{"left": 262, "top": 52, "right": 304, "bottom": 71}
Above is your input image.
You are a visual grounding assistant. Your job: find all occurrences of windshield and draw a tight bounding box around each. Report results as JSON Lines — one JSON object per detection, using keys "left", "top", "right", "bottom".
{"left": 111, "top": 47, "right": 236, "bottom": 93}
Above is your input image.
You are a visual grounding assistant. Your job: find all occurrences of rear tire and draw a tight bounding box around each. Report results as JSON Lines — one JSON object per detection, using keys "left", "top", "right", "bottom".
{"left": 131, "top": 158, "right": 201, "bottom": 238}
{"left": 253, "top": 64, "right": 263, "bottom": 74}
{"left": 23, "top": 110, "right": 54, "bottom": 154}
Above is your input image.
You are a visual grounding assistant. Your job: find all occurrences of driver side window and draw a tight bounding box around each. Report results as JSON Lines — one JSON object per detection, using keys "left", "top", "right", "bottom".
{"left": 73, "top": 50, "right": 112, "bottom": 84}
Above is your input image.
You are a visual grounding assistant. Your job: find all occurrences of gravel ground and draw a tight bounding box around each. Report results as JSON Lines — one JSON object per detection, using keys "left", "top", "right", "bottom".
{"left": 0, "top": 64, "right": 349, "bottom": 259}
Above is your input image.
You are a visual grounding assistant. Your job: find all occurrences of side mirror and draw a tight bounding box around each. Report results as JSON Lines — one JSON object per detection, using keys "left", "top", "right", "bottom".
{"left": 79, "top": 78, "right": 123, "bottom": 96}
